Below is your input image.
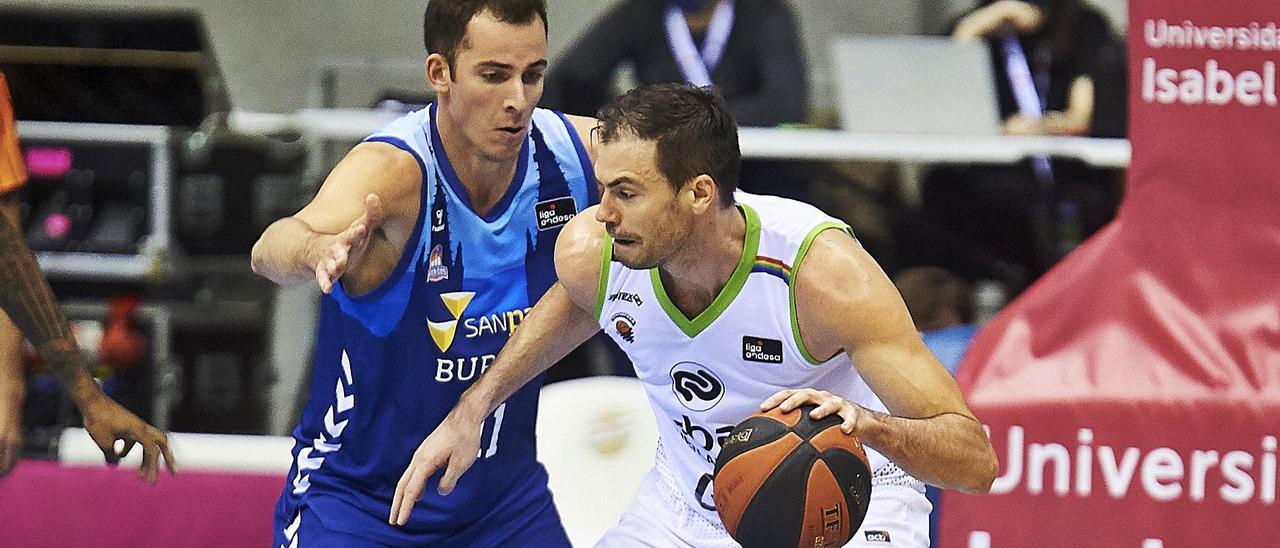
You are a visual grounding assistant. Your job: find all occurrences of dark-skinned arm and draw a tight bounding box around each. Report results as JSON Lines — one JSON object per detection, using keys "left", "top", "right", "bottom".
{"left": 0, "top": 196, "right": 175, "bottom": 482}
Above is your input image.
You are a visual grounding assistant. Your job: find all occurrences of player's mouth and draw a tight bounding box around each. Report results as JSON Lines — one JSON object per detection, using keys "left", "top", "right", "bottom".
{"left": 496, "top": 125, "right": 525, "bottom": 138}
{"left": 612, "top": 234, "right": 639, "bottom": 248}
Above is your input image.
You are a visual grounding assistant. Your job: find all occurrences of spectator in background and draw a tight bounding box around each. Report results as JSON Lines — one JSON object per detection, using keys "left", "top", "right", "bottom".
{"left": 905, "top": 0, "right": 1124, "bottom": 292}
{"left": 893, "top": 266, "right": 978, "bottom": 375}
{"left": 893, "top": 265, "right": 979, "bottom": 548}
{"left": 544, "top": 0, "right": 807, "bottom": 126}
{"left": 542, "top": 0, "right": 812, "bottom": 199}
{"left": 952, "top": 0, "right": 1114, "bottom": 137}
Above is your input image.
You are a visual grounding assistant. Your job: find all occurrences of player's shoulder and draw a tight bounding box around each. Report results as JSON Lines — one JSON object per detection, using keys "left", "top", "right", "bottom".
{"left": 368, "top": 106, "right": 432, "bottom": 140}
{"left": 345, "top": 140, "right": 424, "bottom": 184}
{"left": 738, "top": 191, "right": 868, "bottom": 305}
{"left": 557, "top": 207, "right": 606, "bottom": 266}
{"left": 791, "top": 224, "right": 882, "bottom": 324}
{"left": 359, "top": 107, "right": 438, "bottom": 173}
{"left": 736, "top": 191, "right": 847, "bottom": 247}
{"left": 554, "top": 207, "right": 607, "bottom": 301}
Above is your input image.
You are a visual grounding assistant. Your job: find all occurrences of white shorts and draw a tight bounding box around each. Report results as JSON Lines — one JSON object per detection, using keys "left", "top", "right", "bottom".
{"left": 595, "top": 467, "right": 933, "bottom": 548}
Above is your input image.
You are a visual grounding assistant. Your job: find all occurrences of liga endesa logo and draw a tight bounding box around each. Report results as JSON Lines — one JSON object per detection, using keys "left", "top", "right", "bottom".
{"left": 988, "top": 425, "right": 1278, "bottom": 505}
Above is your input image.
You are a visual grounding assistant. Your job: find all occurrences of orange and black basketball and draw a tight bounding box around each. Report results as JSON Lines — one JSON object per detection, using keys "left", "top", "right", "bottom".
{"left": 713, "top": 404, "right": 873, "bottom": 548}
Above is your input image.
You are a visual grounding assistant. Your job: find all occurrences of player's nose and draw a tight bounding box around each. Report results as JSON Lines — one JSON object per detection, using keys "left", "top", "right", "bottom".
{"left": 595, "top": 200, "right": 619, "bottom": 225}
{"left": 503, "top": 80, "right": 526, "bottom": 112}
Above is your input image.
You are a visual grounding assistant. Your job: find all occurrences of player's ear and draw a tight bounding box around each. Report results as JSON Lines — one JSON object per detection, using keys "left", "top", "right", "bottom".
{"left": 686, "top": 174, "right": 717, "bottom": 214}
{"left": 425, "top": 54, "right": 452, "bottom": 94}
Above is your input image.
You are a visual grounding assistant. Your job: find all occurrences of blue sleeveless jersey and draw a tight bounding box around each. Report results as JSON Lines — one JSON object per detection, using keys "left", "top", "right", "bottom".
{"left": 274, "top": 104, "right": 596, "bottom": 546}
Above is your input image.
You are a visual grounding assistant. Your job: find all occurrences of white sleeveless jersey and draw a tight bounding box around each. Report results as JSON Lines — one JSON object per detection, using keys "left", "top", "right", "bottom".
{"left": 594, "top": 192, "right": 924, "bottom": 534}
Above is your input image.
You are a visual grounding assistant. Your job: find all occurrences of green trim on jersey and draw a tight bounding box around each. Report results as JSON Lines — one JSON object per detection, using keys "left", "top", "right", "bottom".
{"left": 790, "top": 222, "right": 854, "bottom": 365}
{"left": 650, "top": 203, "right": 761, "bottom": 338}
{"left": 594, "top": 232, "right": 615, "bottom": 320}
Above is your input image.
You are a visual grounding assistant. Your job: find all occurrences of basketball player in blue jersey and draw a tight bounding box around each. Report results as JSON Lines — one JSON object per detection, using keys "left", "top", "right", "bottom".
{"left": 393, "top": 84, "right": 998, "bottom": 547}
{"left": 250, "top": 1, "right": 597, "bottom": 545}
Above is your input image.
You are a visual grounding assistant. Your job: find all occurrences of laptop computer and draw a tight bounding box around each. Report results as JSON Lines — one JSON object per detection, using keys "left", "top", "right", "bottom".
{"left": 832, "top": 35, "right": 1002, "bottom": 135}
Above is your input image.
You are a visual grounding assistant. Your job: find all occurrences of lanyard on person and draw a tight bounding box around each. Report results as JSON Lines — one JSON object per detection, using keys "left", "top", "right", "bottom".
{"left": 664, "top": 0, "right": 735, "bottom": 87}
{"left": 1000, "top": 32, "right": 1054, "bottom": 183}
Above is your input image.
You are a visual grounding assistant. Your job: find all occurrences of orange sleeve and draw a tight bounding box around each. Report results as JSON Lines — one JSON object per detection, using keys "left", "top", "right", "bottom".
{"left": 0, "top": 72, "right": 27, "bottom": 195}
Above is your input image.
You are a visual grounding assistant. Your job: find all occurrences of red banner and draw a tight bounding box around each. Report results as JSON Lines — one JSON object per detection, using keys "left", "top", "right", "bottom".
{"left": 940, "top": 0, "right": 1280, "bottom": 545}
{"left": 945, "top": 403, "right": 1276, "bottom": 546}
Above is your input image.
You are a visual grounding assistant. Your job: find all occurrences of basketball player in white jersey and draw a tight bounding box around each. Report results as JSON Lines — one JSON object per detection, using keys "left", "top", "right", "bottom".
{"left": 392, "top": 83, "right": 998, "bottom": 547}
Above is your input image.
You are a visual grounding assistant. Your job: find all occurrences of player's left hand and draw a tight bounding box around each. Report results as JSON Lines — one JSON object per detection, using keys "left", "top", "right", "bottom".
{"left": 389, "top": 410, "right": 484, "bottom": 526}
{"left": 760, "top": 388, "right": 870, "bottom": 435}
{"left": 79, "top": 391, "right": 177, "bottom": 484}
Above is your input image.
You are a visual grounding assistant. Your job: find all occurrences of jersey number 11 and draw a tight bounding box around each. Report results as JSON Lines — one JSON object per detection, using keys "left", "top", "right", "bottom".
{"left": 477, "top": 402, "right": 507, "bottom": 459}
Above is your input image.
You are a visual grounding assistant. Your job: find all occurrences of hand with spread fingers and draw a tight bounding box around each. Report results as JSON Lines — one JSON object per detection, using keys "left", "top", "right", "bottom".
{"left": 311, "top": 193, "right": 384, "bottom": 295}
{"left": 389, "top": 409, "right": 484, "bottom": 526}
{"left": 80, "top": 391, "right": 177, "bottom": 484}
{"left": 760, "top": 388, "right": 875, "bottom": 436}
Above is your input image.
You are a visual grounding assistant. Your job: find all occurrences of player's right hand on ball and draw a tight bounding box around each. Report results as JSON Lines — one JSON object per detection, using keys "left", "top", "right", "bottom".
{"left": 389, "top": 410, "right": 483, "bottom": 526}
{"left": 311, "top": 193, "right": 384, "bottom": 294}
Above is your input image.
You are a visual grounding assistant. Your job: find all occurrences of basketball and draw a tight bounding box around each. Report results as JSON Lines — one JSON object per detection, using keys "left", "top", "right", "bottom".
{"left": 713, "top": 404, "right": 873, "bottom": 548}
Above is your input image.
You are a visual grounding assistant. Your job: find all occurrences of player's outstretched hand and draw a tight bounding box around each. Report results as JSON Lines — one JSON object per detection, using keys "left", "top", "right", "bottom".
{"left": 389, "top": 410, "right": 483, "bottom": 526}
{"left": 760, "top": 388, "right": 870, "bottom": 436}
{"left": 80, "top": 392, "right": 177, "bottom": 484}
{"left": 312, "top": 193, "right": 385, "bottom": 294}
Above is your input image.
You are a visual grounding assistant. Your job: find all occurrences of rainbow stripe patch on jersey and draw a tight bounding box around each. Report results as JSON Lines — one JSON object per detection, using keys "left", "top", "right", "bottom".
{"left": 751, "top": 256, "right": 792, "bottom": 283}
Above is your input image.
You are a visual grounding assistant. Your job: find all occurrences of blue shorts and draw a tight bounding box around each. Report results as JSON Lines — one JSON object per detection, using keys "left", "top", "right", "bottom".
{"left": 273, "top": 492, "right": 570, "bottom": 547}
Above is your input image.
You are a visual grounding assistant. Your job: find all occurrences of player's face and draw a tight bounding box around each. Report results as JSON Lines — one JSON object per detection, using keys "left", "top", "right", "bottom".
{"left": 434, "top": 11, "right": 547, "bottom": 163}
{"left": 594, "top": 136, "right": 695, "bottom": 270}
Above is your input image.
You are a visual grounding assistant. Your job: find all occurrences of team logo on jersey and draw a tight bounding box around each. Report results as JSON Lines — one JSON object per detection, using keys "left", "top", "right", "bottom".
{"left": 431, "top": 207, "right": 446, "bottom": 233}
{"left": 669, "top": 362, "right": 724, "bottom": 412}
{"left": 428, "top": 292, "right": 531, "bottom": 352}
{"left": 742, "top": 336, "right": 783, "bottom": 364}
{"left": 864, "top": 530, "right": 892, "bottom": 543}
{"left": 611, "top": 312, "right": 637, "bottom": 343}
{"left": 535, "top": 197, "right": 577, "bottom": 230}
{"left": 427, "top": 291, "right": 474, "bottom": 352}
{"left": 607, "top": 290, "right": 643, "bottom": 307}
{"left": 427, "top": 244, "right": 449, "bottom": 282}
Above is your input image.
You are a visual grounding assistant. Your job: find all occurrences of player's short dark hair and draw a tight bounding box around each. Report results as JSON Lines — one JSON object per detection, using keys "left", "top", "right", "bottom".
{"left": 423, "top": 0, "right": 548, "bottom": 73}
{"left": 596, "top": 83, "right": 740, "bottom": 209}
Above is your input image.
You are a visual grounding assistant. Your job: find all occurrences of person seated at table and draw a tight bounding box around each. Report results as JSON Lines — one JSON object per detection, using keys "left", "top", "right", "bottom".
{"left": 904, "top": 0, "right": 1125, "bottom": 291}
{"left": 951, "top": 0, "right": 1116, "bottom": 137}
{"left": 541, "top": 0, "right": 812, "bottom": 201}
